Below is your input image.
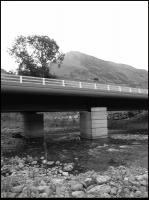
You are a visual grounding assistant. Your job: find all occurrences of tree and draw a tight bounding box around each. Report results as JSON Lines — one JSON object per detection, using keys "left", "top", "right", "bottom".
{"left": 9, "top": 35, "right": 65, "bottom": 78}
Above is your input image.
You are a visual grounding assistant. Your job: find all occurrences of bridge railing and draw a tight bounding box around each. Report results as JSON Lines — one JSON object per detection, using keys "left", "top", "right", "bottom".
{"left": 1, "top": 73, "right": 148, "bottom": 95}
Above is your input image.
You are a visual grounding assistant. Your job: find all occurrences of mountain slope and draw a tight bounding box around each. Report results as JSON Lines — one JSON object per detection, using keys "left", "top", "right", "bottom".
{"left": 50, "top": 51, "right": 148, "bottom": 88}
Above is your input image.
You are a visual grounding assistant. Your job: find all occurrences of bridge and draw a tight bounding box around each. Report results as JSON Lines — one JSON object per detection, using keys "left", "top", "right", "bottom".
{"left": 1, "top": 73, "right": 148, "bottom": 139}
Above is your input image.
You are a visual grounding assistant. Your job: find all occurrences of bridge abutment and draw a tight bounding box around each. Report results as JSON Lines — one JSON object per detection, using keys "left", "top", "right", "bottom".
{"left": 80, "top": 107, "right": 108, "bottom": 139}
{"left": 23, "top": 112, "right": 44, "bottom": 138}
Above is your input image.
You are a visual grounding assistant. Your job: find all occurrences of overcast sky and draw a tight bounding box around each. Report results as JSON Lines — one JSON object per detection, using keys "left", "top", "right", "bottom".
{"left": 1, "top": 1, "right": 148, "bottom": 71}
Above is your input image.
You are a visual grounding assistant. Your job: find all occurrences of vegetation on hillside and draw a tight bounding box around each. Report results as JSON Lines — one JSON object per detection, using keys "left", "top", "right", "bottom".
{"left": 8, "top": 35, "right": 65, "bottom": 78}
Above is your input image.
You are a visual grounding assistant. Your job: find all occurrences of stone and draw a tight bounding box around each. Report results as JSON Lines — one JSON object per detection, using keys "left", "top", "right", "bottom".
{"left": 37, "top": 186, "right": 49, "bottom": 193}
{"left": 72, "top": 191, "right": 85, "bottom": 198}
{"left": 18, "top": 163, "right": 24, "bottom": 169}
{"left": 62, "top": 172, "right": 69, "bottom": 176}
{"left": 55, "top": 161, "right": 60, "bottom": 165}
{"left": 63, "top": 163, "right": 74, "bottom": 172}
{"left": 71, "top": 183, "right": 84, "bottom": 191}
{"left": 102, "top": 193, "right": 111, "bottom": 198}
{"left": 40, "top": 193, "right": 48, "bottom": 198}
{"left": 110, "top": 187, "right": 117, "bottom": 195}
{"left": 52, "top": 178, "right": 64, "bottom": 185}
{"left": 47, "top": 161, "right": 54, "bottom": 166}
{"left": 87, "top": 185, "right": 111, "bottom": 194}
{"left": 12, "top": 185, "right": 24, "bottom": 193}
{"left": 96, "top": 175, "right": 111, "bottom": 184}
{"left": 8, "top": 192, "right": 17, "bottom": 198}
{"left": 135, "top": 190, "right": 142, "bottom": 197}
{"left": 84, "top": 177, "right": 95, "bottom": 187}
{"left": 42, "top": 160, "right": 47, "bottom": 164}
{"left": 40, "top": 180, "right": 47, "bottom": 186}
{"left": 140, "top": 180, "right": 147, "bottom": 186}
{"left": 32, "top": 161, "right": 37, "bottom": 165}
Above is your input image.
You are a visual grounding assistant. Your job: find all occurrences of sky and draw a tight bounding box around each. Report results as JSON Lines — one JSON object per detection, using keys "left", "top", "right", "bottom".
{"left": 1, "top": 1, "right": 148, "bottom": 72}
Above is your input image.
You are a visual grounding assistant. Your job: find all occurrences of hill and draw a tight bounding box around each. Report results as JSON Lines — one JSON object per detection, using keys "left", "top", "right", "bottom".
{"left": 50, "top": 51, "right": 148, "bottom": 88}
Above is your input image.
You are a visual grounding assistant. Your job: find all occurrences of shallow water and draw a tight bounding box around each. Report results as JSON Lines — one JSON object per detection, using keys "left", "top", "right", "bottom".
{"left": 5, "top": 131, "right": 148, "bottom": 174}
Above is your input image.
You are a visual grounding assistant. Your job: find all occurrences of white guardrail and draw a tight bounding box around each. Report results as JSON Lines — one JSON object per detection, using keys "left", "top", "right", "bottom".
{"left": 1, "top": 73, "right": 148, "bottom": 95}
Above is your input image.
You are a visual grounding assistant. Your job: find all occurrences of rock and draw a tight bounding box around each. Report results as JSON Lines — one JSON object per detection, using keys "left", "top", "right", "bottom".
{"left": 40, "top": 193, "right": 48, "bottom": 198}
{"left": 32, "top": 161, "right": 37, "bottom": 165}
{"left": 96, "top": 175, "right": 111, "bottom": 184}
{"left": 63, "top": 163, "right": 74, "bottom": 172}
{"left": 87, "top": 185, "right": 111, "bottom": 194}
{"left": 38, "top": 186, "right": 49, "bottom": 193}
{"left": 87, "top": 184, "right": 96, "bottom": 191}
{"left": 71, "top": 183, "right": 84, "bottom": 191}
{"left": 72, "top": 191, "right": 85, "bottom": 198}
{"left": 110, "top": 187, "right": 117, "bottom": 195}
{"left": 18, "top": 163, "right": 24, "bottom": 169}
{"left": 40, "top": 156, "right": 44, "bottom": 160}
{"left": 55, "top": 161, "right": 60, "bottom": 165}
{"left": 84, "top": 177, "right": 95, "bottom": 187}
{"left": 135, "top": 190, "right": 142, "bottom": 197}
{"left": 52, "top": 178, "right": 64, "bottom": 185}
{"left": 42, "top": 160, "right": 47, "bottom": 164}
{"left": 40, "top": 180, "right": 47, "bottom": 186}
{"left": 8, "top": 192, "right": 17, "bottom": 198}
{"left": 12, "top": 185, "right": 24, "bottom": 193}
{"left": 142, "top": 174, "right": 148, "bottom": 180}
{"left": 47, "top": 161, "right": 54, "bottom": 166}
{"left": 140, "top": 180, "right": 147, "bottom": 186}
{"left": 102, "top": 193, "right": 111, "bottom": 198}
{"left": 62, "top": 172, "right": 69, "bottom": 176}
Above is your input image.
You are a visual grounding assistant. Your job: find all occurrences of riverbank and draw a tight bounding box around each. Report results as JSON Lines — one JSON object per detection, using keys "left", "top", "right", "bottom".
{"left": 1, "top": 155, "right": 148, "bottom": 198}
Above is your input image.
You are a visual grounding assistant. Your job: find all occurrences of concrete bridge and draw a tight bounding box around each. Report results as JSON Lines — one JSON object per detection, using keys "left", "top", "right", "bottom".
{"left": 1, "top": 73, "right": 148, "bottom": 139}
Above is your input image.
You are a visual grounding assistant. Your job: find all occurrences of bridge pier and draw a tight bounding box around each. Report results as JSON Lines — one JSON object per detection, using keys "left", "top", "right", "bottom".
{"left": 23, "top": 112, "right": 44, "bottom": 138}
{"left": 80, "top": 107, "right": 108, "bottom": 139}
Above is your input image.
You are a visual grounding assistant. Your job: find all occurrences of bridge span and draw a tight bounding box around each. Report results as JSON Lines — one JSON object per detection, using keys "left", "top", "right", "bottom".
{"left": 1, "top": 74, "right": 148, "bottom": 139}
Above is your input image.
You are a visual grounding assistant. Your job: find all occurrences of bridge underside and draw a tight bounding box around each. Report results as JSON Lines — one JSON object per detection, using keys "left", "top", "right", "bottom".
{"left": 2, "top": 90, "right": 148, "bottom": 139}
{"left": 1, "top": 92, "right": 148, "bottom": 112}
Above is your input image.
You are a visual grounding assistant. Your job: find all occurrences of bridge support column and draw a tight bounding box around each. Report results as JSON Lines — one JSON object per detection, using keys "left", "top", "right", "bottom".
{"left": 80, "top": 107, "right": 108, "bottom": 139}
{"left": 23, "top": 112, "right": 44, "bottom": 138}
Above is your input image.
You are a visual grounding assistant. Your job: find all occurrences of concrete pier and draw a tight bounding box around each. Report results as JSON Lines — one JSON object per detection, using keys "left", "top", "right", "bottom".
{"left": 23, "top": 112, "right": 44, "bottom": 138}
{"left": 80, "top": 107, "right": 108, "bottom": 139}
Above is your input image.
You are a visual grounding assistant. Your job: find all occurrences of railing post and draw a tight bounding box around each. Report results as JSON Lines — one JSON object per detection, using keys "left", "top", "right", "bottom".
{"left": 20, "top": 76, "right": 22, "bottom": 83}
{"left": 94, "top": 83, "right": 97, "bottom": 89}
{"left": 107, "top": 85, "right": 110, "bottom": 91}
{"left": 129, "top": 87, "right": 132, "bottom": 92}
{"left": 42, "top": 78, "right": 45, "bottom": 85}
{"left": 119, "top": 86, "right": 122, "bottom": 92}
{"left": 79, "top": 82, "right": 82, "bottom": 88}
{"left": 62, "top": 80, "right": 65, "bottom": 86}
